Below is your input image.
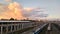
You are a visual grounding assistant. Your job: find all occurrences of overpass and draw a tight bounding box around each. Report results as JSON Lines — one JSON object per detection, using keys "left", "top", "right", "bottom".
{"left": 0, "top": 21, "right": 60, "bottom": 34}
{"left": 0, "top": 20, "right": 37, "bottom": 34}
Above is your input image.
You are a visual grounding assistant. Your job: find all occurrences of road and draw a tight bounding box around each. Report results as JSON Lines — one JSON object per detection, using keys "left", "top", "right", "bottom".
{"left": 46, "top": 23, "right": 60, "bottom": 34}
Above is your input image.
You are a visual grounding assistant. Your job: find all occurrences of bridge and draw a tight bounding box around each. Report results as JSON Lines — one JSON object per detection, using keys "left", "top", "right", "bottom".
{"left": 0, "top": 20, "right": 38, "bottom": 34}
{"left": 0, "top": 21, "right": 60, "bottom": 34}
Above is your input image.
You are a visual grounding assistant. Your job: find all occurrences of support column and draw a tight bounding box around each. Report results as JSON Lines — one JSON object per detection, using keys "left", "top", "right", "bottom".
{"left": 20, "top": 24, "right": 22, "bottom": 29}
{"left": 22, "top": 24, "right": 23, "bottom": 29}
{"left": 1, "top": 26, "right": 3, "bottom": 34}
{"left": 11, "top": 25, "right": 13, "bottom": 32}
{"left": 19, "top": 24, "right": 21, "bottom": 30}
{"left": 14, "top": 25, "right": 16, "bottom": 31}
{"left": 17, "top": 24, "right": 19, "bottom": 30}
{"left": 6, "top": 26, "right": 8, "bottom": 34}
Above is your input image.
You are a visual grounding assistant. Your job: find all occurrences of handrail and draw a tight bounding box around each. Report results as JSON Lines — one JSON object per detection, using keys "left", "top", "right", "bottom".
{"left": 0, "top": 21, "right": 30, "bottom": 22}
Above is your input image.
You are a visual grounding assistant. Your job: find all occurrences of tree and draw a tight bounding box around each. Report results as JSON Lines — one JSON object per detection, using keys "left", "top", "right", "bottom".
{"left": 10, "top": 18, "right": 14, "bottom": 20}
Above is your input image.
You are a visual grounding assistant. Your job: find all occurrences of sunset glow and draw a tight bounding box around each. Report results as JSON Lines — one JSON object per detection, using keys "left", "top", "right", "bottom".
{"left": 0, "top": 0, "right": 59, "bottom": 20}
{"left": 0, "top": 2, "right": 25, "bottom": 20}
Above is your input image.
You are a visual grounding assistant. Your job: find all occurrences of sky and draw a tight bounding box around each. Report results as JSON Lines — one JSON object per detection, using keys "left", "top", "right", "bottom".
{"left": 0, "top": 0, "right": 60, "bottom": 20}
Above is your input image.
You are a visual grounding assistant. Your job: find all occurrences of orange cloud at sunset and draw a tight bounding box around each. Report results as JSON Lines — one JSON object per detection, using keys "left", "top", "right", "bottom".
{"left": 24, "top": 7, "right": 41, "bottom": 12}
{"left": 24, "top": 8, "right": 34, "bottom": 12}
{"left": 0, "top": 1, "right": 48, "bottom": 20}
{"left": 0, "top": 2, "right": 25, "bottom": 20}
{"left": 4, "top": 0, "right": 11, "bottom": 2}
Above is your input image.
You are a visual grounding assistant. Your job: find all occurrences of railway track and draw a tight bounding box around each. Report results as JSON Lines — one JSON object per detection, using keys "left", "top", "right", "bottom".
{"left": 34, "top": 23, "right": 60, "bottom": 34}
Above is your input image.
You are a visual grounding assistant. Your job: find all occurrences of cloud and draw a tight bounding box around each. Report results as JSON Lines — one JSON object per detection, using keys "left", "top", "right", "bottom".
{"left": 24, "top": 8, "right": 34, "bottom": 12}
{"left": 0, "top": 1, "right": 48, "bottom": 20}
{"left": 24, "top": 7, "right": 41, "bottom": 12}
{"left": 0, "top": 2, "right": 25, "bottom": 19}
{"left": 4, "top": 0, "right": 11, "bottom": 2}
{"left": 23, "top": 7, "right": 48, "bottom": 18}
